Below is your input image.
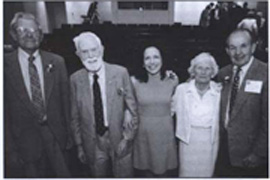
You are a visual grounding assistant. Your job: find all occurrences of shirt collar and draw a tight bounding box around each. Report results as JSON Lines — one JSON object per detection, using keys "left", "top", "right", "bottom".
{"left": 233, "top": 56, "right": 254, "bottom": 74}
{"left": 18, "top": 47, "right": 40, "bottom": 60}
{"left": 88, "top": 62, "right": 105, "bottom": 77}
{"left": 187, "top": 79, "right": 218, "bottom": 96}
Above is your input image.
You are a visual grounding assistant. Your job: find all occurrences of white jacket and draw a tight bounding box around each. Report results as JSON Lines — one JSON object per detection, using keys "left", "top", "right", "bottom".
{"left": 172, "top": 79, "right": 221, "bottom": 144}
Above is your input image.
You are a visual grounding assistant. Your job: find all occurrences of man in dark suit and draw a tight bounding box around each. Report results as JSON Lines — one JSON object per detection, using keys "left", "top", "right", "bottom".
{"left": 70, "top": 32, "right": 138, "bottom": 177}
{"left": 4, "top": 12, "right": 71, "bottom": 177}
{"left": 215, "top": 28, "right": 268, "bottom": 177}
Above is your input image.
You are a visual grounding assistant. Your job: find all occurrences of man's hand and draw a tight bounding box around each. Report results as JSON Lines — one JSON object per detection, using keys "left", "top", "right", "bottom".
{"left": 116, "top": 139, "right": 130, "bottom": 159}
{"left": 242, "top": 154, "right": 261, "bottom": 168}
{"left": 77, "top": 146, "right": 87, "bottom": 164}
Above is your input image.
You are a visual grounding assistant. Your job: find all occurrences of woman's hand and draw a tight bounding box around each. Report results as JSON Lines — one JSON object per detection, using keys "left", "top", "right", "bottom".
{"left": 116, "top": 139, "right": 130, "bottom": 159}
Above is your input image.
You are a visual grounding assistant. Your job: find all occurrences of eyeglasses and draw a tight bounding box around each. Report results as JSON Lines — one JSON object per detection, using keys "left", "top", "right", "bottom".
{"left": 16, "top": 27, "right": 40, "bottom": 36}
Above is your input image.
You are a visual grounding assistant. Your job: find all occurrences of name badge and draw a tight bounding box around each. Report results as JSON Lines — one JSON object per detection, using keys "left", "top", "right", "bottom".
{"left": 244, "top": 80, "right": 263, "bottom": 94}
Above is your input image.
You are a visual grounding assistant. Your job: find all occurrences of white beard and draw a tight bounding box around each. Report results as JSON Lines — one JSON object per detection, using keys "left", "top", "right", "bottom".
{"left": 82, "top": 58, "right": 103, "bottom": 72}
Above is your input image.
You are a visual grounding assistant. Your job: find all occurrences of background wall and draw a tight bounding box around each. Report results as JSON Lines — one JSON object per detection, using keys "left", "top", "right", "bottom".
{"left": 24, "top": 2, "right": 49, "bottom": 33}
{"left": 174, "top": 1, "right": 211, "bottom": 25}
{"left": 46, "top": 2, "right": 67, "bottom": 32}
{"left": 4, "top": 0, "right": 267, "bottom": 35}
{"left": 65, "top": 1, "right": 93, "bottom": 24}
{"left": 65, "top": 1, "right": 112, "bottom": 24}
{"left": 112, "top": 1, "right": 174, "bottom": 24}
{"left": 98, "top": 1, "right": 113, "bottom": 22}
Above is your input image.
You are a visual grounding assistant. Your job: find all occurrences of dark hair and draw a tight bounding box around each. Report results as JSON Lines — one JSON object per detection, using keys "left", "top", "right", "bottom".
{"left": 134, "top": 45, "right": 167, "bottom": 83}
{"left": 226, "top": 28, "right": 256, "bottom": 47}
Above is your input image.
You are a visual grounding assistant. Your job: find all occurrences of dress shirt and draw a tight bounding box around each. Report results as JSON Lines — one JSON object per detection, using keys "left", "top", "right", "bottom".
{"left": 18, "top": 47, "right": 45, "bottom": 101}
{"left": 88, "top": 63, "right": 108, "bottom": 127}
{"left": 224, "top": 57, "right": 254, "bottom": 128}
{"left": 233, "top": 56, "right": 254, "bottom": 88}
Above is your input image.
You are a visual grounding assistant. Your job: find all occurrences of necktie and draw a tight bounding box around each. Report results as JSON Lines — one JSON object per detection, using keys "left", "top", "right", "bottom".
{"left": 229, "top": 66, "right": 242, "bottom": 116}
{"left": 28, "top": 55, "right": 46, "bottom": 124}
{"left": 93, "top": 74, "right": 107, "bottom": 136}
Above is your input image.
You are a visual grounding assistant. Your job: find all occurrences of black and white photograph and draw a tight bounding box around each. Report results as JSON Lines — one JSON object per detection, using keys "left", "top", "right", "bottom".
{"left": 3, "top": 0, "right": 268, "bottom": 178}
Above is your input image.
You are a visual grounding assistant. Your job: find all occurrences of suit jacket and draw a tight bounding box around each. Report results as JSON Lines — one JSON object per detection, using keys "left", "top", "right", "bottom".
{"left": 4, "top": 49, "right": 70, "bottom": 163}
{"left": 70, "top": 62, "right": 138, "bottom": 162}
{"left": 217, "top": 58, "right": 268, "bottom": 167}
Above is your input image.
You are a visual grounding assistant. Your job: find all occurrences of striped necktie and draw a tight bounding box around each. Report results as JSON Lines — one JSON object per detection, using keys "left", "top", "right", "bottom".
{"left": 28, "top": 55, "right": 46, "bottom": 124}
{"left": 229, "top": 66, "right": 242, "bottom": 116}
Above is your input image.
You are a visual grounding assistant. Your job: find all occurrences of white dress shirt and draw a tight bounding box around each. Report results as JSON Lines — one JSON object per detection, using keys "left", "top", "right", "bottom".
{"left": 88, "top": 63, "right": 108, "bottom": 127}
{"left": 224, "top": 57, "right": 254, "bottom": 128}
{"left": 18, "top": 48, "right": 45, "bottom": 101}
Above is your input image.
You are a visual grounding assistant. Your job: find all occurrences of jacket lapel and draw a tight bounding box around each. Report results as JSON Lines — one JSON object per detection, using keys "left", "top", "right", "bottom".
{"left": 5, "top": 50, "right": 37, "bottom": 116}
{"left": 230, "top": 60, "right": 258, "bottom": 120}
{"left": 220, "top": 66, "right": 233, "bottom": 126}
{"left": 105, "top": 63, "right": 116, "bottom": 122}
{"left": 40, "top": 51, "right": 55, "bottom": 105}
{"left": 185, "top": 80, "right": 195, "bottom": 124}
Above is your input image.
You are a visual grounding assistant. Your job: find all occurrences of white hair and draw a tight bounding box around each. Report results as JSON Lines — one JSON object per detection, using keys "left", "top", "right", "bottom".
{"left": 188, "top": 52, "right": 219, "bottom": 78}
{"left": 73, "top": 32, "right": 102, "bottom": 51}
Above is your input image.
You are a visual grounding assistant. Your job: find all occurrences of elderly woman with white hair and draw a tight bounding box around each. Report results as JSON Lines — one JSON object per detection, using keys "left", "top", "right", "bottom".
{"left": 172, "top": 52, "right": 221, "bottom": 177}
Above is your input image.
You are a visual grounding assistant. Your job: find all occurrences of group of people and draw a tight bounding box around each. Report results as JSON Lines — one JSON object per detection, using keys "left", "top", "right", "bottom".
{"left": 200, "top": 2, "right": 244, "bottom": 29}
{"left": 5, "top": 12, "right": 268, "bottom": 178}
{"left": 199, "top": 1, "right": 266, "bottom": 36}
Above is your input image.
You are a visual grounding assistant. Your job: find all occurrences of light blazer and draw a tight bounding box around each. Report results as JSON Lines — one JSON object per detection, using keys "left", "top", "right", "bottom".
{"left": 70, "top": 62, "right": 138, "bottom": 162}
{"left": 173, "top": 79, "right": 221, "bottom": 144}
{"left": 4, "top": 49, "right": 70, "bottom": 163}
{"left": 217, "top": 58, "right": 268, "bottom": 167}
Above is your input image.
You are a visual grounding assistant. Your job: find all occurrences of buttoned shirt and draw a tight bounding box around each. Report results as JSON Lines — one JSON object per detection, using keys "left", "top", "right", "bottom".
{"left": 88, "top": 63, "right": 108, "bottom": 127}
{"left": 224, "top": 57, "right": 254, "bottom": 128}
{"left": 18, "top": 48, "right": 45, "bottom": 101}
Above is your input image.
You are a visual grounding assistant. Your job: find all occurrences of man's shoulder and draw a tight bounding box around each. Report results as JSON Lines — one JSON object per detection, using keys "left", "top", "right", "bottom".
{"left": 4, "top": 50, "right": 17, "bottom": 61}
{"left": 217, "top": 64, "right": 232, "bottom": 80}
{"left": 251, "top": 58, "right": 268, "bottom": 79}
{"left": 40, "top": 50, "right": 64, "bottom": 61}
{"left": 219, "top": 64, "right": 232, "bottom": 74}
{"left": 105, "top": 62, "right": 128, "bottom": 74}
{"left": 253, "top": 58, "right": 268, "bottom": 71}
{"left": 70, "top": 68, "right": 86, "bottom": 80}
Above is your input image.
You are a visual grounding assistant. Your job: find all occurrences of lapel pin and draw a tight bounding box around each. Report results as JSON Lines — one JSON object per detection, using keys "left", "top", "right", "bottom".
{"left": 46, "top": 64, "right": 54, "bottom": 73}
{"left": 224, "top": 76, "right": 230, "bottom": 83}
{"left": 117, "top": 87, "right": 126, "bottom": 96}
